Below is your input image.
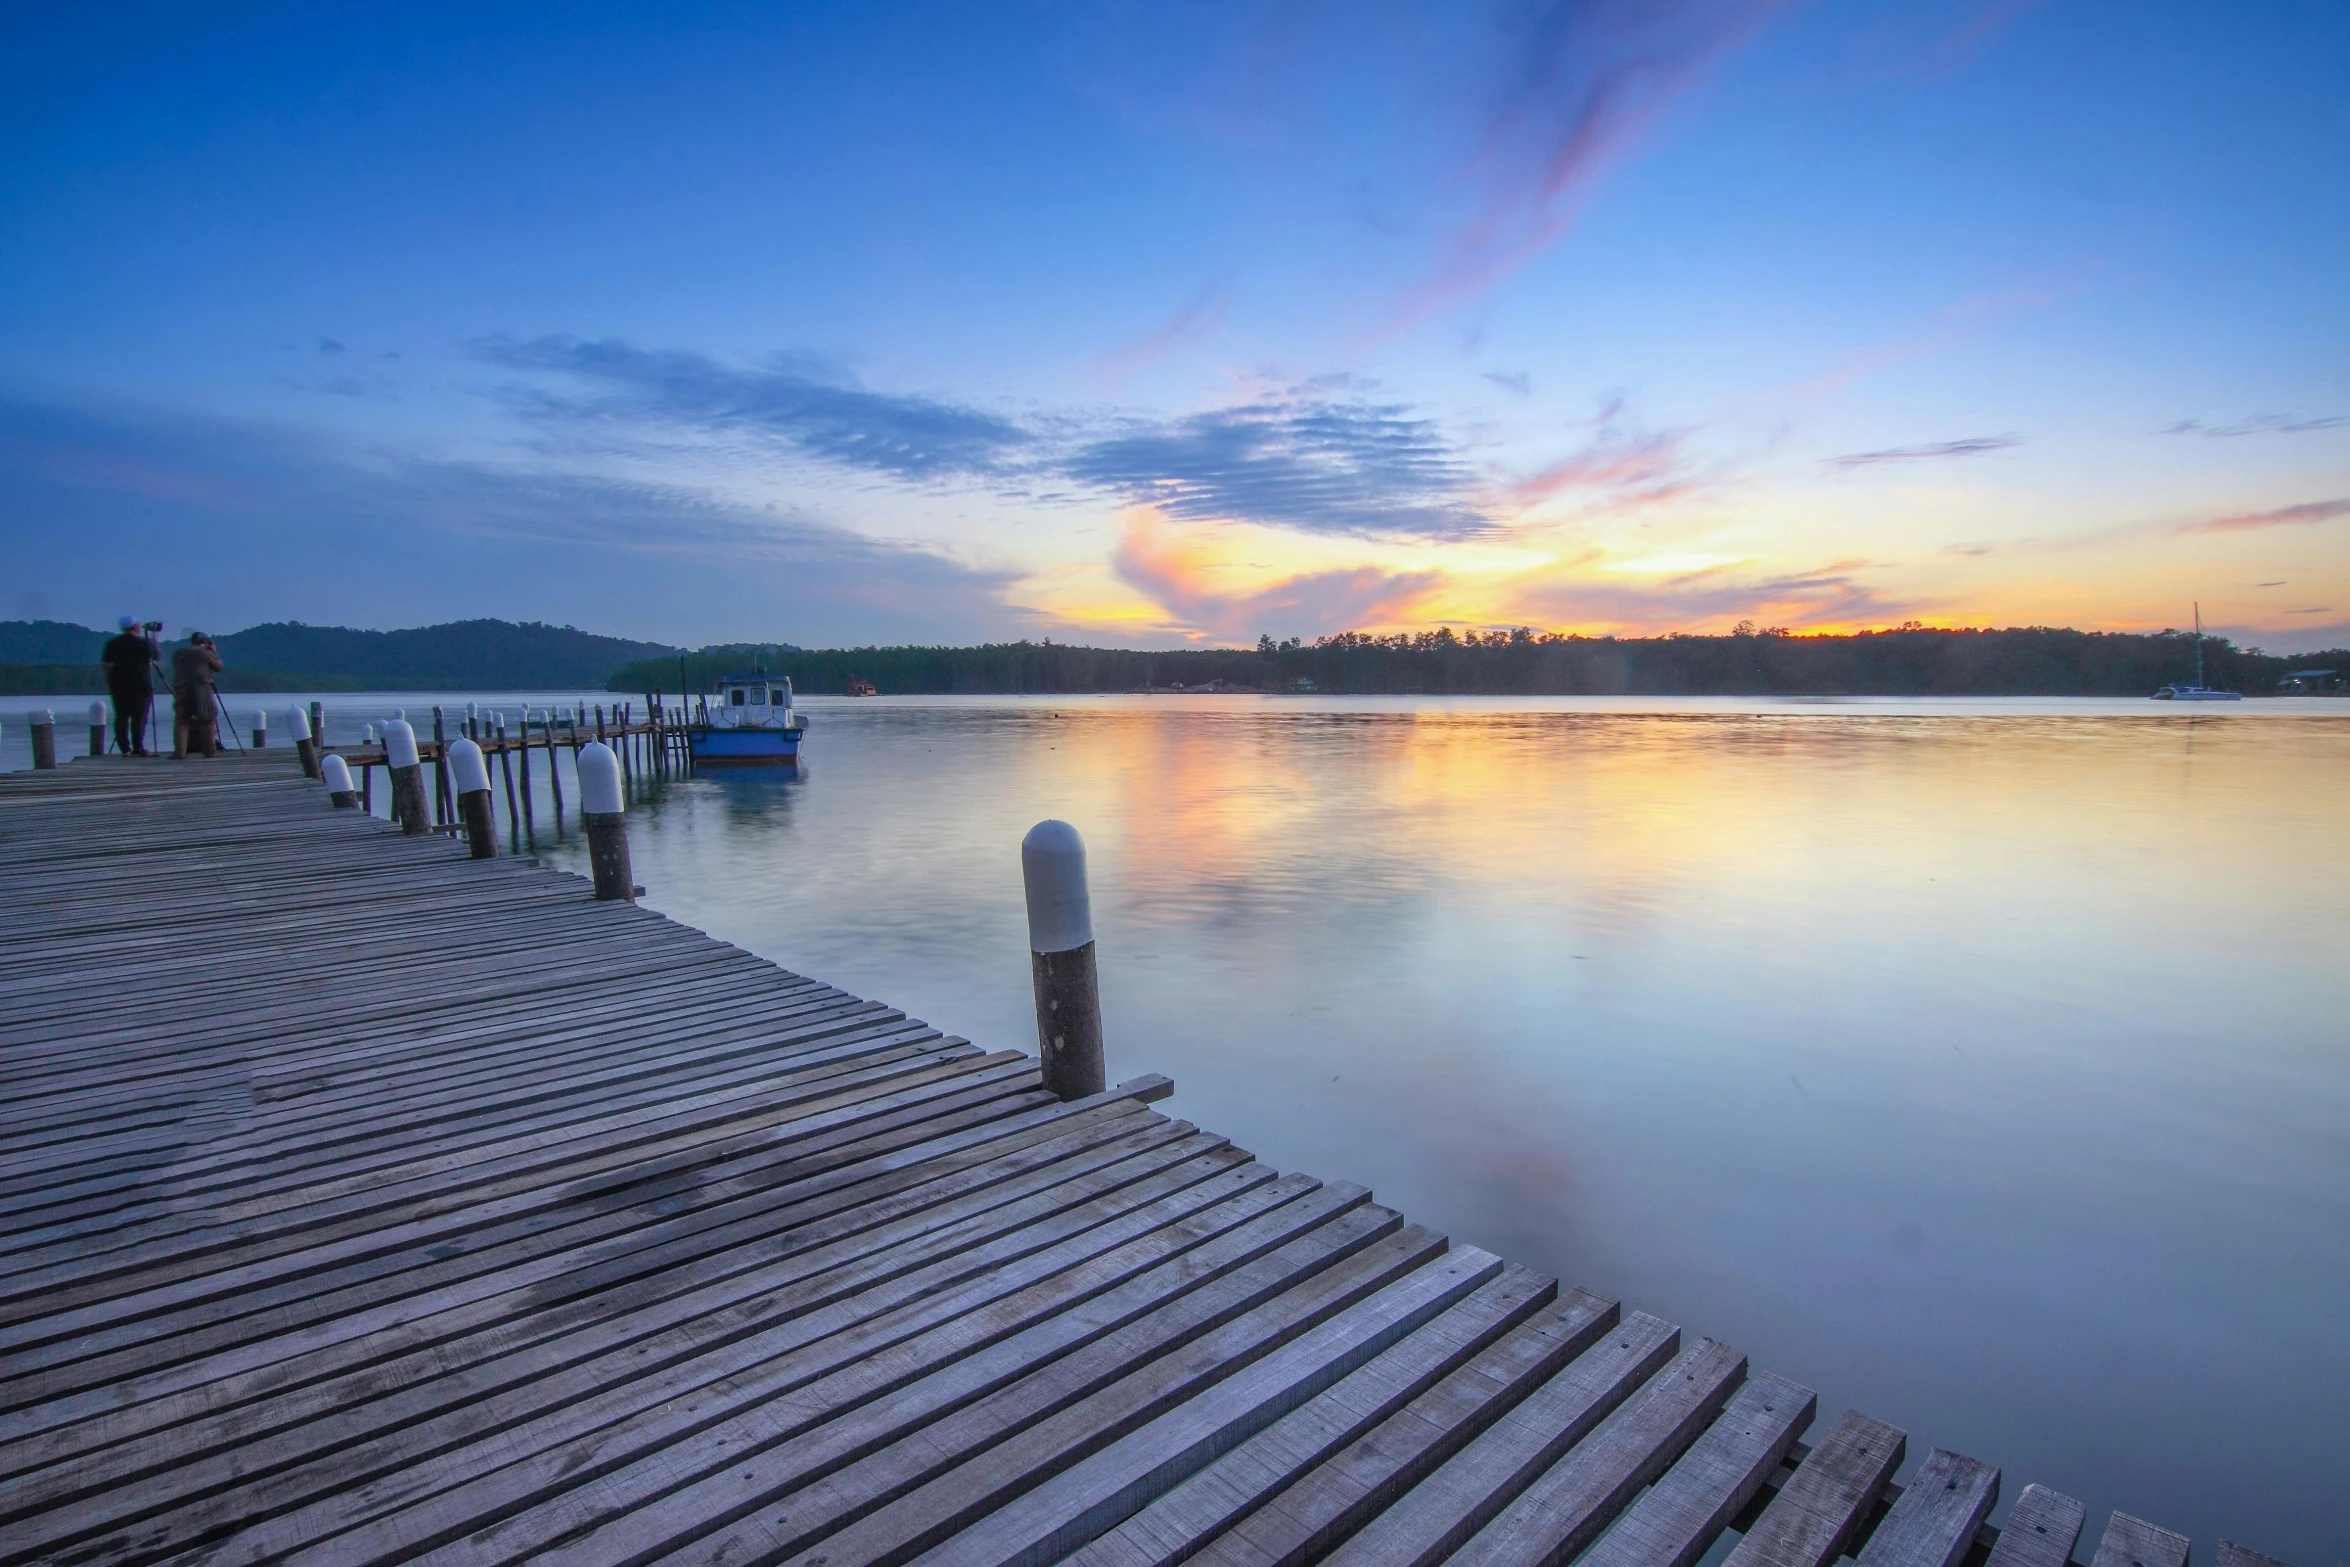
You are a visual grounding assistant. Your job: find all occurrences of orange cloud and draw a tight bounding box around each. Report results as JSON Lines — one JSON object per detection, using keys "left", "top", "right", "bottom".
{"left": 1112, "top": 513, "right": 1443, "bottom": 640}
{"left": 2179, "top": 499, "right": 2350, "bottom": 534}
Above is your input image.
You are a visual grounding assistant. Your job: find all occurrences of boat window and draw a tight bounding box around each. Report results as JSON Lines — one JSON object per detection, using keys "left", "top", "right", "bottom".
{"left": 730, "top": 688, "right": 746, "bottom": 706}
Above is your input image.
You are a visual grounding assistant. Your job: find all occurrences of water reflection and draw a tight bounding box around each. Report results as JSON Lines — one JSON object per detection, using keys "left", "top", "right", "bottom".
{"left": 527, "top": 696, "right": 2339, "bottom": 1558}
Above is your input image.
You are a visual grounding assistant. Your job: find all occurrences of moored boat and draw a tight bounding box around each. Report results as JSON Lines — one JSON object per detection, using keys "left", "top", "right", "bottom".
{"left": 688, "top": 673, "right": 808, "bottom": 766}
{"left": 2151, "top": 602, "right": 2243, "bottom": 701}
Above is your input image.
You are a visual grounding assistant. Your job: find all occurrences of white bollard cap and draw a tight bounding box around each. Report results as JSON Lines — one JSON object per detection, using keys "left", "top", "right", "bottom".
{"left": 89, "top": 700, "right": 108, "bottom": 724}
{"left": 321, "top": 753, "right": 354, "bottom": 792}
{"left": 382, "top": 719, "right": 420, "bottom": 769}
{"left": 253, "top": 710, "right": 267, "bottom": 729}
{"left": 33, "top": 708, "right": 53, "bottom": 726}
{"left": 393, "top": 707, "right": 406, "bottom": 720}
{"left": 578, "top": 741, "right": 623, "bottom": 814}
{"left": 364, "top": 722, "right": 378, "bottom": 742}
{"left": 448, "top": 736, "right": 491, "bottom": 795}
{"left": 285, "top": 705, "right": 311, "bottom": 741}
{"left": 1021, "top": 819, "right": 1094, "bottom": 954}
{"left": 467, "top": 701, "right": 478, "bottom": 720}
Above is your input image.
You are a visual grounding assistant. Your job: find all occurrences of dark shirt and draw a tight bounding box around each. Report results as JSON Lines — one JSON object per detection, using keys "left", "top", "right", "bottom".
{"left": 102, "top": 631, "right": 157, "bottom": 692}
{"left": 171, "top": 643, "right": 223, "bottom": 699}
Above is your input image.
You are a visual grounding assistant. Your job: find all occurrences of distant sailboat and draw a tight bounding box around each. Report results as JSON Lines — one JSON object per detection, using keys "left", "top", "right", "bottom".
{"left": 2151, "top": 603, "right": 2244, "bottom": 701}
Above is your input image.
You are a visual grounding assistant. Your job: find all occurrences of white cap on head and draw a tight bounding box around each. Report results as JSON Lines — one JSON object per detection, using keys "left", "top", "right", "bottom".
{"left": 119, "top": 614, "right": 138, "bottom": 630}
{"left": 577, "top": 742, "right": 624, "bottom": 814}
{"left": 322, "top": 753, "right": 354, "bottom": 793}
{"left": 285, "top": 705, "right": 311, "bottom": 741}
{"left": 448, "top": 737, "right": 491, "bottom": 795}
{"left": 382, "top": 719, "right": 420, "bottom": 769}
{"left": 1021, "top": 820, "right": 1094, "bottom": 954}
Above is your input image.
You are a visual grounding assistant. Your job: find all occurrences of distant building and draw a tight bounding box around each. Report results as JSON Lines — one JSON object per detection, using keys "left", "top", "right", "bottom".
{"left": 2277, "top": 669, "right": 2342, "bottom": 693}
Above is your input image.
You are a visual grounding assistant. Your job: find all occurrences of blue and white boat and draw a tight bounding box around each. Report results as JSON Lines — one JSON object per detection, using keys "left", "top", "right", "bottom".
{"left": 689, "top": 674, "right": 808, "bottom": 766}
{"left": 2150, "top": 603, "right": 2243, "bottom": 702}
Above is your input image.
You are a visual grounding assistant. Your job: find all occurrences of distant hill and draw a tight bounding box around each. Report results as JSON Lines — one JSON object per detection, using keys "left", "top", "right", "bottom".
{"left": 0, "top": 618, "right": 681, "bottom": 692}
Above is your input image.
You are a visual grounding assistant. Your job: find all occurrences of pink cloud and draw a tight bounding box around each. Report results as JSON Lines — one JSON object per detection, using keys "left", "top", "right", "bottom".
{"left": 2180, "top": 498, "right": 2350, "bottom": 535}
{"left": 1508, "top": 558, "right": 1920, "bottom": 633}
{"left": 1114, "top": 516, "right": 1442, "bottom": 640}
{"left": 1090, "top": 286, "right": 1232, "bottom": 383}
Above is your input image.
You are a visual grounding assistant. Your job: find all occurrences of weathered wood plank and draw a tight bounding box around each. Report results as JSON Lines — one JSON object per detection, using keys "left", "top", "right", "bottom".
{"left": 1984, "top": 1484, "right": 2087, "bottom": 1567}
{"left": 1580, "top": 1370, "right": 1816, "bottom": 1567}
{"left": 1855, "top": 1449, "right": 2000, "bottom": 1567}
{"left": 1725, "top": 1408, "right": 1907, "bottom": 1567}
{"left": 2091, "top": 1512, "right": 2191, "bottom": 1567}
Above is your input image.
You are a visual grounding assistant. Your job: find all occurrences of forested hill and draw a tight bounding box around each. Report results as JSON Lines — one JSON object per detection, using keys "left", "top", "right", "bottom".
{"left": 612, "top": 627, "right": 2349, "bottom": 698}
{"left": 0, "top": 619, "right": 679, "bottom": 692}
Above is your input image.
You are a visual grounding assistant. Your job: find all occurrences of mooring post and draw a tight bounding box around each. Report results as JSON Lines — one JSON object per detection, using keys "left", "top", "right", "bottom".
{"left": 518, "top": 710, "right": 537, "bottom": 836}
{"left": 249, "top": 709, "right": 267, "bottom": 749}
{"left": 449, "top": 737, "right": 498, "bottom": 859}
{"left": 495, "top": 714, "right": 520, "bottom": 841}
{"left": 466, "top": 701, "right": 479, "bottom": 742}
{"left": 310, "top": 701, "right": 325, "bottom": 752}
{"left": 322, "top": 753, "right": 359, "bottom": 807}
{"left": 384, "top": 718, "right": 430, "bottom": 835}
{"left": 430, "top": 708, "right": 452, "bottom": 826}
{"left": 87, "top": 701, "right": 108, "bottom": 757}
{"left": 578, "top": 742, "right": 634, "bottom": 900}
{"left": 547, "top": 710, "right": 566, "bottom": 825}
{"left": 29, "top": 709, "right": 56, "bottom": 770}
{"left": 1022, "top": 819, "right": 1106, "bottom": 1100}
{"left": 286, "top": 704, "right": 321, "bottom": 778}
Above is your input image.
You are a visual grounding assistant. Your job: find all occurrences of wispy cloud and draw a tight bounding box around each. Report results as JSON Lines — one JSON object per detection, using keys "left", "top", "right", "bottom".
{"left": 1510, "top": 557, "right": 1914, "bottom": 632}
{"left": 478, "top": 335, "right": 1033, "bottom": 481}
{"left": 2179, "top": 498, "right": 2350, "bottom": 534}
{"left": 1065, "top": 387, "right": 1488, "bottom": 540}
{"left": 1112, "top": 514, "right": 1442, "bottom": 639}
{"left": 1512, "top": 418, "right": 1701, "bottom": 509}
{"left": 1091, "top": 287, "right": 1230, "bottom": 383}
{"left": 2160, "top": 413, "right": 2346, "bottom": 438}
{"left": 1393, "top": 0, "right": 1799, "bottom": 325}
{"left": 1826, "top": 433, "right": 2022, "bottom": 467}
{"left": 1482, "top": 370, "right": 1533, "bottom": 397}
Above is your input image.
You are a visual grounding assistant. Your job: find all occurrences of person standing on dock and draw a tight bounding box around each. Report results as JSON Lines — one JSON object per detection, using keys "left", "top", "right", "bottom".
{"left": 100, "top": 616, "right": 161, "bottom": 755}
{"left": 169, "top": 632, "right": 224, "bottom": 759}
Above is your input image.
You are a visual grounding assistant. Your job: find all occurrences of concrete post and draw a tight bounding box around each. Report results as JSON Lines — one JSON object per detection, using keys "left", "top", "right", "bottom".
{"left": 29, "top": 709, "right": 56, "bottom": 770}
{"left": 322, "top": 753, "right": 359, "bottom": 807}
{"left": 1022, "top": 819, "right": 1105, "bottom": 1100}
{"left": 88, "top": 700, "right": 108, "bottom": 757}
{"left": 287, "top": 704, "right": 321, "bottom": 778}
{"left": 384, "top": 719, "right": 430, "bottom": 835}
{"left": 448, "top": 737, "right": 498, "bottom": 859}
{"left": 578, "top": 742, "right": 633, "bottom": 900}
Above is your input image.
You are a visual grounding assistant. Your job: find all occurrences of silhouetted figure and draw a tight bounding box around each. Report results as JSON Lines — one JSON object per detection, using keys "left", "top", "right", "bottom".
{"left": 171, "top": 633, "right": 225, "bottom": 759}
{"left": 100, "top": 616, "right": 162, "bottom": 755}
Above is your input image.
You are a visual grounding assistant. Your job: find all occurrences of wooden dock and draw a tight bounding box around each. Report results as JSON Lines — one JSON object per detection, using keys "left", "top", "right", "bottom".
{"left": 0, "top": 751, "right": 2273, "bottom": 1566}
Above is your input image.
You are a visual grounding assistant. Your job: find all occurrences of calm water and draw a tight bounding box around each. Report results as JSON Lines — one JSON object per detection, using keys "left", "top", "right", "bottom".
{"left": 8, "top": 693, "right": 2345, "bottom": 1557}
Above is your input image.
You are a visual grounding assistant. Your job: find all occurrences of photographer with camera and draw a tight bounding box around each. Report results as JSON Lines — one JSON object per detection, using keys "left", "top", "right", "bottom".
{"left": 170, "top": 631, "right": 225, "bottom": 759}
{"left": 100, "top": 616, "right": 163, "bottom": 755}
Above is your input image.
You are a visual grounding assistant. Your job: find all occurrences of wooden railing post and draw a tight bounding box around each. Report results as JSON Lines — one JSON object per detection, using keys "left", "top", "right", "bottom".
{"left": 578, "top": 742, "right": 633, "bottom": 900}
{"left": 322, "top": 753, "right": 359, "bottom": 807}
{"left": 449, "top": 737, "right": 498, "bottom": 859}
{"left": 384, "top": 719, "right": 430, "bottom": 835}
{"left": 1022, "top": 819, "right": 1105, "bottom": 1100}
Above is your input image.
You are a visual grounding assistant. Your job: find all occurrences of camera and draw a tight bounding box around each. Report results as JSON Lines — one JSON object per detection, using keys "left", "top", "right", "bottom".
{"left": 144, "top": 621, "right": 163, "bottom": 631}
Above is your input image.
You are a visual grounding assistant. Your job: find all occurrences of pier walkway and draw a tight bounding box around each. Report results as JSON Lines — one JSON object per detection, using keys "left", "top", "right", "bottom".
{"left": 0, "top": 753, "right": 2258, "bottom": 1566}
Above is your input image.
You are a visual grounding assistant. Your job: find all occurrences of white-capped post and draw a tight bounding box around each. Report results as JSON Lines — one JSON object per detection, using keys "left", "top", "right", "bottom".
{"left": 322, "top": 753, "right": 359, "bottom": 807}
{"left": 87, "top": 700, "right": 108, "bottom": 757}
{"left": 29, "top": 708, "right": 56, "bottom": 770}
{"left": 287, "top": 703, "right": 321, "bottom": 778}
{"left": 250, "top": 709, "right": 268, "bottom": 748}
{"left": 577, "top": 742, "right": 633, "bottom": 899}
{"left": 1022, "top": 819, "right": 1105, "bottom": 1100}
{"left": 448, "top": 737, "right": 498, "bottom": 859}
{"left": 383, "top": 719, "right": 430, "bottom": 835}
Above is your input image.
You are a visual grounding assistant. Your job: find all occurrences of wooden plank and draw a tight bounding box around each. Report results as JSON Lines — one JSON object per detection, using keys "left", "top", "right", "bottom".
{"left": 1061, "top": 1275, "right": 1606, "bottom": 1567}
{"left": 2091, "top": 1512, "right": 2191, "bottom": 1567}
{"left": 1580, "top": 1371, "right": 1816, "bottom": 1567}
{"left": 1725, "top": 1408, "right": 1907, "bottom": 1567}
{"left": 1439, "top": 1336, "right": 1749, "bottom": 1567}
{"left": 2214, "top": 1543, "right": 2293, "bottom": 1567}
{"left": 1984, "top": 1484, "right": 2087, "bottom": 1567}
{"left": 900, "top": 1246, "right": 1509, "bottom": 1567}
{"left": 1318, "top": 1311, "right": 1689, "bottom": 1567}
{"left": 1855, "top": 1449, "right": 2000, "bottom": 1567}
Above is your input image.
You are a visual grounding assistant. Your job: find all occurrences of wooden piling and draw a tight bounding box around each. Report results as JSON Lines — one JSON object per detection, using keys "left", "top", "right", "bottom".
{"left": 518, "top": 711, "right": 537, "bottom": 836}
{"left": 87, "top": 700, "right": 108, "bottom": 758}
{"left": 1023, "top": 819, "right": 1106, "bottom": 1100}
{"left": 384, "top": 718, "right": 430, "bottom": 835}
{"left": 547, "top": 710, "right": 566, "bottom": 826}
{"left": 496, "top": 715, "right": 520, "bottom": 842}
{"left": 578, "top": 742, "right": 633, "bottom": 900}
{"left": 28, "top": 709, "right": 56, "bottom": 770}
{"left": 449, "top": 737, "right": 498, "bottom": 860}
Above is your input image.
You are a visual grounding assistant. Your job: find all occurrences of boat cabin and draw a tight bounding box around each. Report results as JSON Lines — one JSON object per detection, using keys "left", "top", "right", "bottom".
{"left": 720, "top": 676, "right": 793, "bottom": 709}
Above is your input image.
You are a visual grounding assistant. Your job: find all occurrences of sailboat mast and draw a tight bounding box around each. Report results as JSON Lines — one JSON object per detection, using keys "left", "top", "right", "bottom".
{"left": 2193, "top": 601, "right": 2205, "bottom": 687}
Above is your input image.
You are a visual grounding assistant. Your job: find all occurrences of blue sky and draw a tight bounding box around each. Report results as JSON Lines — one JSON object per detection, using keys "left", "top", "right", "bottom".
{"left": 3, "top": 0, "right": 2345, "bottom": 648}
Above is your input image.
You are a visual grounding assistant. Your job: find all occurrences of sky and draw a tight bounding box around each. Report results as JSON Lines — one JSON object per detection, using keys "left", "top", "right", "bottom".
{"left": 1, "top": 0, "right": 2345, "bottom": 651}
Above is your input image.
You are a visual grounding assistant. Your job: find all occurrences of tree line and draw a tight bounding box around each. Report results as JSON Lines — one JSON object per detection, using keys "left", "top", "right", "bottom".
{"left": 611, "top": 626, "right": 2348, "bottom": 698}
